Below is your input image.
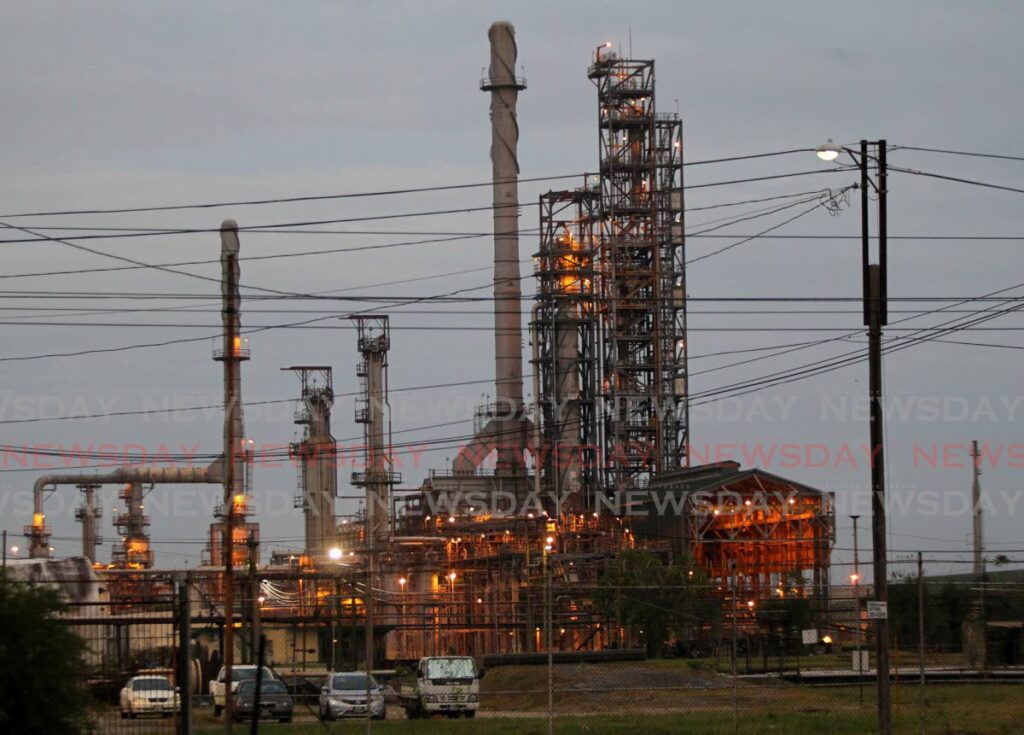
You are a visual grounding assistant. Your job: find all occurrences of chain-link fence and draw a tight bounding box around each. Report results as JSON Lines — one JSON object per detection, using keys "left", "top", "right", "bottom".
{"left": 5, "top": 565, "right": 1024, "bottom": 734}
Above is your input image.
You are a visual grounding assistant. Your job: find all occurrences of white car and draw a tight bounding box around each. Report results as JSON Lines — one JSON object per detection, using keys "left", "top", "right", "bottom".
{"left": 120, "top": 675, "right": 180, "bottom": 719}
{"left": 319, "top": 672, "right": 386, "bottom": 720}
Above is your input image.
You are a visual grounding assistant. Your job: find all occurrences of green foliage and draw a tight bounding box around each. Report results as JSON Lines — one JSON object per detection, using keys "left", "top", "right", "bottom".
{"left": 755, "top": 595, "right": 812, "bottom": 636}
{"left": 0, "top": 575, "right": 92, "bottom": 734}
{"left": 888, "top": 579, "right": 974, "bottom": 652}
{"left": 593, "top": 550, "right": 718, "bottom": 656}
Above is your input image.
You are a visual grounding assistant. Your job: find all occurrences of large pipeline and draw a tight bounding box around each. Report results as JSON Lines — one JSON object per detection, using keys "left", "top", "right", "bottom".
{"left": 29, "top": 465, "right": 223, "bottom": 558}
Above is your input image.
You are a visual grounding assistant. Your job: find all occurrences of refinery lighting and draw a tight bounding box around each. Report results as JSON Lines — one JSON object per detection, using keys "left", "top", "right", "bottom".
{"left": 816, "top": 138, "right": 842, "bottom": 161}
{"left": 327, "top": 547, "right": 343, "bottom": 561}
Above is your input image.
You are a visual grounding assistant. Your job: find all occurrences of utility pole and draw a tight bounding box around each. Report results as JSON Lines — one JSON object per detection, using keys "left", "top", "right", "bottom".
{"left": 864, "top": 139, "right": 892, "bottom": 735}
{"left": 816, "top": 136, "right": 891, "bottom": 734}
{"left": 971, "top": 440, "right": 983, "bottom": 575}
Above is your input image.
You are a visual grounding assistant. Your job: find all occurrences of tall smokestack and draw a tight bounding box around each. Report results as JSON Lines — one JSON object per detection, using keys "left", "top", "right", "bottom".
{"left": 218, "top": 218, "right": 247, "bottom": 722}
{"left": 482, "top": 21, "right": 527, "bottom": 472}
{"left": 220, "top": 220, "right": 246, "bottom": 526}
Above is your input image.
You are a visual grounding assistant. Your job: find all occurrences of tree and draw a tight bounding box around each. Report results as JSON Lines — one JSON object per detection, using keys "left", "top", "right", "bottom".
{"left": 0, "top": 575, "right": 91, "bottom": 734}
{"left": 594, "top": 550, "right": 717, "bottom": 656}
{"left": 756, "top": 596, "right": 812, "bottom": 637}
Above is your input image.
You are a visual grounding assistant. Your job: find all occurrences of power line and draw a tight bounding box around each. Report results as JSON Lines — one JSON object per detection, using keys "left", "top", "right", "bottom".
{"left": 3, "top": 187, "right": 819, "bottom": 280}
{"left": 690, "top": 286, "right": 1024, "bottom": 406}
{"left": 889, "top": 165, "right": 1024, "bottom": 197}
{"left": 0, "top": 173, "right": 581, "bottom": 219}
{"left": 892, "top": 145, "right": 1024, "bottom": 163}
{"left": 0, "top": 148, "right": 825, "bottom": 220}
{"left": 0, "top": 232, "right": 495, "bottom": 281}
{"left": 687, "top": 188, "right": 851, "bottom": 265}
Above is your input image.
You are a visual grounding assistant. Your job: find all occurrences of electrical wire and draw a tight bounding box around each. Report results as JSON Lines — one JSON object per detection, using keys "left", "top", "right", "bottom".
{"left": 891, "top": 145, "right": 1024, "bottom": 163}
{"left": 0, "top": 148, "right": 826, "bottom": 220}
{"left": 889, "top": 165, "right": 1024, "bottom": 197}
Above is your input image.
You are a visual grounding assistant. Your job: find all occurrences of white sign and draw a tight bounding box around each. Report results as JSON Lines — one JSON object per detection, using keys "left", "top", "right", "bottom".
{"left": 867, "top": 601, "right": 888, "bottom": 620}
{"left": 801, "top": 629, "right": 818, "bottom": 645}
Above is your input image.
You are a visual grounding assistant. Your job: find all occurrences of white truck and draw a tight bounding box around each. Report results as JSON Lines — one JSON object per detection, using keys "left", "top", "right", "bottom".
{"left": 399, "top": 656, "right": 482, "bottom": 719}
{"left": 210, "top": 665, "right": 276, "bottom": 717}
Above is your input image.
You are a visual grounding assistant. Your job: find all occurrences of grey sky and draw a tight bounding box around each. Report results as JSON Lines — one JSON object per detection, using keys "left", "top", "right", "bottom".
{"left": 1, "top": 1, "right": 1022, "bottom": 576}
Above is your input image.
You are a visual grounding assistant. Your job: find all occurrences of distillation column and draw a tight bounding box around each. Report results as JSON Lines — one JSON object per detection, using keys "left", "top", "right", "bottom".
{"left": 74, "top": 483, "right": 102, "bottom": 563}
{"left": 532, "top": 188, "right": 601, "bottom": 510}
{"left": 285, "top": 366, "right": 337, "bottom": 556}
{"left": 350, "top": 316, "right": 399, "bottom": 544}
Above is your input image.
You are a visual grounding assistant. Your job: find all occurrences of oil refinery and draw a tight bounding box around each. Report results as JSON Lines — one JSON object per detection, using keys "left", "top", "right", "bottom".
{"left": 11, "top": 21, "right": 834, "bottom": 672}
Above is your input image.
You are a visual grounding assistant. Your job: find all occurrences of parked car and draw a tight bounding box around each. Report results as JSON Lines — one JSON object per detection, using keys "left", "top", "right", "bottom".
{"left": 319, "top": 672, "right": 386, "bottom": 720}
{"left": 119, "top": 675, "right": 180, "bottom": 719}
{"left": 210, "top": 665, "right": 275, "bottom": 716}
{"left": 232, "top": 679, "right": 294, "bottom": 723}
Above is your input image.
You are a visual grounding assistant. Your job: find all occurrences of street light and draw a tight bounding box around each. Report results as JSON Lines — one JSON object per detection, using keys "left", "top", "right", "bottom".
{"left": 819, "top": 142, "right": 891, "bottom": 735}
{"left": 816, "top": 138, "right": 842, "bottom": 161}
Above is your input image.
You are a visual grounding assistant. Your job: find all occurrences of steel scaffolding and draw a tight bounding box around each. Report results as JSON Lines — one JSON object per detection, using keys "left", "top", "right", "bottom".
{"left": 532, "top": 183, "right": 603, "bottom": 509}
{"left": 589, "top": 50, "right": 688, "bottom": 490}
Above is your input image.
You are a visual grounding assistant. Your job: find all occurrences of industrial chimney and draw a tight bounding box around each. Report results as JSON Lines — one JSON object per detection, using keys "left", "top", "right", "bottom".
{"left": 468, "top": 20, "right": 529, "bottom": 474}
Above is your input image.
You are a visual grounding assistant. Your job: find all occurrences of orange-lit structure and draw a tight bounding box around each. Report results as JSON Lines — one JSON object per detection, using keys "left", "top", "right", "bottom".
{"left": 110, "top": 483, "right": 153, "bottom": 569}
{"left": 641, "top": 462, "right": 834, "bottom": 599}
{"left": 205, "top": 480, "right": 259, "bottom": 568}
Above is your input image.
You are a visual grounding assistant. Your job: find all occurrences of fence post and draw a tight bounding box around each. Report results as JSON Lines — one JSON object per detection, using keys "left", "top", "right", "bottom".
{"left": 917, "top": 552, "right": 925, "bottom": 735}
{"left": 730, "top": 561, "right": 738, "bottom": 735}
{"left": 177, "top": 572, "right": 193, "bottom": 735}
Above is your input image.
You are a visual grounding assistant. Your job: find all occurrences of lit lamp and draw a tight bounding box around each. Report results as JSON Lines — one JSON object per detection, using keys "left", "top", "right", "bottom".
{"left": 327, "top": 547, "right": 343, "bottom": 561}
{"left": 816, "top": 139, "right": 842, "bottom": 162}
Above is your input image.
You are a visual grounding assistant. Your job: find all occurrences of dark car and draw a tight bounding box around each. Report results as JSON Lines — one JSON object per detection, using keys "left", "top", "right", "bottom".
{"left": 232, "top": 679, "right": 294, "bottom": 723}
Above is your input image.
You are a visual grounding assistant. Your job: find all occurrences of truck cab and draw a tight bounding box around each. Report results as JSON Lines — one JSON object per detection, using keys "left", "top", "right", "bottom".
{"left": 401, "top": 656, "right": 482, "bottom": 719}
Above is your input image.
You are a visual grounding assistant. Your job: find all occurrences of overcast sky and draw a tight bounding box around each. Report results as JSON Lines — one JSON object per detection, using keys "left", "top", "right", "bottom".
{"left": 1, "top": 1, "right": 1022, "bottom": 578}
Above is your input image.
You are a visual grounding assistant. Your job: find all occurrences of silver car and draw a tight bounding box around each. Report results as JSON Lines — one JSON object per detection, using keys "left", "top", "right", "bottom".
{"left": 319, "top": 672, "right": 385, "bottom": 720}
